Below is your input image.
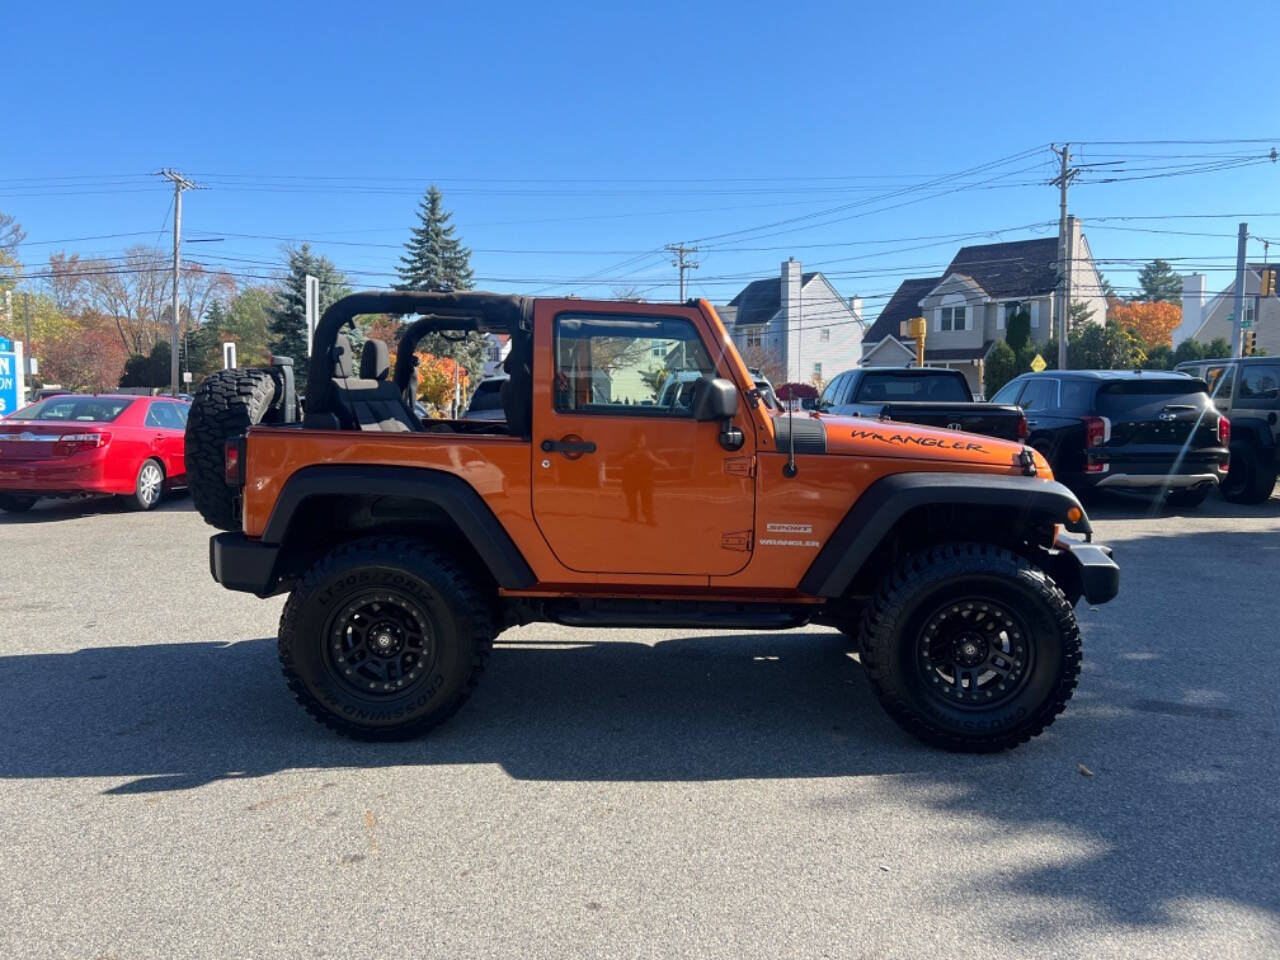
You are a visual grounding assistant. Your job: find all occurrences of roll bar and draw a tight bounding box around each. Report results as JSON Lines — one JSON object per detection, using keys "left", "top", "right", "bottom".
{"left": 305, "top": 290, "right": 530, "bottom": 415}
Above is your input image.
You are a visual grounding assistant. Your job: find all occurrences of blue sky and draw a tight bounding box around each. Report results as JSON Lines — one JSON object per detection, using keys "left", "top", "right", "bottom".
{"left": 5, "top": 0, "right": 1279, "bottom": 320}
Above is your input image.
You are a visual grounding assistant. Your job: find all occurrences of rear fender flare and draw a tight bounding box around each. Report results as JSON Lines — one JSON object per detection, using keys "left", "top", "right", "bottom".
{"left": 263, "top": 464, "right": 536, "bottom": 588}
{"left": 798, "top": 472, "right": 1090, "bottom": 598}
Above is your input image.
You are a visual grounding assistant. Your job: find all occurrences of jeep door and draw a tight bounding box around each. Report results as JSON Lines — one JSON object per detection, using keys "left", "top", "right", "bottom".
{"left": 530, "top": 304, "right": 756, "bottom": 577}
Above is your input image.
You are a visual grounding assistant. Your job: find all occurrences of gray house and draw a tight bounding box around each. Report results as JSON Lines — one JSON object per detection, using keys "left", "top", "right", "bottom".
{"left": 861, "top": 220, "right": 1105, "bottom": 396}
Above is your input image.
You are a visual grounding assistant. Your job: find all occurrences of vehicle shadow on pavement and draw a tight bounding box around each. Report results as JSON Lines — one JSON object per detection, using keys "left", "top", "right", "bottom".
{"left": 0, "top": 494, "right": 194, "bottom": 524}
{"left": 2, "top": 600, "right": 1278, "bottom": 931}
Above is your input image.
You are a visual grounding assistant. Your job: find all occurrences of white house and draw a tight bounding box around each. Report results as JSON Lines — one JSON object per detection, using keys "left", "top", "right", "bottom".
{"left": 719, "top": 259, "right": 864, "bottom": 386}
{"left": 1177, "top": 264, "right": 1280, "bottom": 355}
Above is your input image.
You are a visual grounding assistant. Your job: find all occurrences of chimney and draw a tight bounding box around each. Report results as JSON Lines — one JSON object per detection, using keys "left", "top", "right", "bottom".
{"left": 781, "top": 258, "right": 802, "bottom": 321}
{"left": 1175, "top": 273, "right": 1206, "bottom": 347}
{"left": 849, "top": 295, "right": 863, "bottom": 326}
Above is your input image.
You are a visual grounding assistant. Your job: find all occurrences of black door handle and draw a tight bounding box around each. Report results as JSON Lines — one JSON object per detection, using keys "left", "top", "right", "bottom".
{"left": 541, "top": 438, "right": 596, "bottom": 455}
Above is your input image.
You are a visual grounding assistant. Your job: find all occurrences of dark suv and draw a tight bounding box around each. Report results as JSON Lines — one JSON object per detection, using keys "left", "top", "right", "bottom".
{"left": 1174, "top": 357, "right": 1279, "bottom": 503}
{"left": 990, "top": 370, "right": 1230, "bottom": 506}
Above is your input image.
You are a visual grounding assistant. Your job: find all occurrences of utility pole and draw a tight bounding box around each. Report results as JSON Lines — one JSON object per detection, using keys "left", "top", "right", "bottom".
{"left": 665, "top": 243, "right": 700, "bottom": 301}
{"left": 1050, "top": 144, "right": 1078, "bottom": 370}
{"left": 157, "top": 169, "right": 198, "bottom": 396}
{"left": 1231, "top": 222, "right": 1248, "bottom": 358}
{"left": 23, "top": 293, "right": 31, "bottom": 351}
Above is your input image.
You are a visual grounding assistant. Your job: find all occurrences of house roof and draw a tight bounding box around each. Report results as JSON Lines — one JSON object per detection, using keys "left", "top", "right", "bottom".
{"left": 863, "top": 276, "right": 943, "bottom": 343}
{"left": 945, "top": 237, "right": 1059, "bottom": 298}
{"left": 725, "top": 272, "right": 817, "bottom": 327}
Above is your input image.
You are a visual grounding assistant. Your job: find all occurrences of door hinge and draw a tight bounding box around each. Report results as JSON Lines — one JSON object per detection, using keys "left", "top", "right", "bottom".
{"left": 721, "top": 529, "right": 753, "bottom": 552}
{"left": 724, "top": 456, "right": 756, "bottom": 478}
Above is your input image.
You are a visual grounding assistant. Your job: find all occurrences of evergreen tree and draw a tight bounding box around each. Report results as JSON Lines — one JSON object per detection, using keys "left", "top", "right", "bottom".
{"left": 395, "top": 185, "right": 487, "bottom": 388}
{"left": 1005, "top": 309, "right": 1032, "bottom": 352}
{"left": 397, "top": 185, "right": 475, "bottom": 292}
{"left": 269, "top": 245, "right": 351, "bottom": 388}
{"left": 1069, "top": 299, "right": 1096, "bottom": 332}
{"left": 1137, "top": 259, "right": 1183, "bottom": 302}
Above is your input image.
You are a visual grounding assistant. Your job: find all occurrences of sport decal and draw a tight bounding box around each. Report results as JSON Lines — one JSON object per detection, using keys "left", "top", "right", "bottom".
{"left": 849, "top": 428, "right": 987, "bottom": 453}
{"left": 766, "top": 523, "right": 812, "bottom": 534}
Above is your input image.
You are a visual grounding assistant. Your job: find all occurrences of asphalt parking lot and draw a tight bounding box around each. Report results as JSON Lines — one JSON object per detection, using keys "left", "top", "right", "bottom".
{"left": 1, "top": 490, "right": 1278, "bottom": 960}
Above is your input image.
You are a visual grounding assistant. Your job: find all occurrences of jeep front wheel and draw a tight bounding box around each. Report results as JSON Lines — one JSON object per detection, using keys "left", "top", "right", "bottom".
{"left": 859, "top": 543, "right": 1081, "bottom": 752}
{"left": 278, "top": 537, "right": 493, "bottom": 740}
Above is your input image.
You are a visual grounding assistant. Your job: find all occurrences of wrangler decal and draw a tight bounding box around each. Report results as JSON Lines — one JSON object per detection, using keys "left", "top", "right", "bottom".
{"left": 849, "top": 428, "right": 987, "bottom": 453}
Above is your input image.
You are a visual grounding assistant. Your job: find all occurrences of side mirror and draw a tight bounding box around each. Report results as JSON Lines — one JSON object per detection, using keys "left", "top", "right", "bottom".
{"left": 691, "top": 377, "right": 740, "bottom": 422}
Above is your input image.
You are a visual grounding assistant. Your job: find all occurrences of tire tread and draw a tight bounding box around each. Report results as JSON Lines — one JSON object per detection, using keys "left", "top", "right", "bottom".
{"left": 277, "top": 536, "right": 493, "bottom": 740}
{"left": 858, "top": 542, "right": 1081, "bottom": 753}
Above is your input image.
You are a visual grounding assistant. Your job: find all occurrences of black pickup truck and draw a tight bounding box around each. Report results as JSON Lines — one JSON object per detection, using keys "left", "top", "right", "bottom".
{"left": 818, "top": 367, "right": 1027, "bottom": 441}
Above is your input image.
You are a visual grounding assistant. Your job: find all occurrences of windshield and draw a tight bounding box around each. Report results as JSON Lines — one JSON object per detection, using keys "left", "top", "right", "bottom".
{"left": 6, "top": 396, "right": 134, "bottom": 422}
{"left": 855, "top": 372, "right": 970, "bottom": 403}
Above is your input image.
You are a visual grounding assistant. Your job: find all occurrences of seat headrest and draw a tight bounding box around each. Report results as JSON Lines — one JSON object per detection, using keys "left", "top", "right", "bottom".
{"left": 360, "top": 338, "right": 391, "bottom": 380}
{"left": 332, "top": 334, "right": 356, "bottom": 378}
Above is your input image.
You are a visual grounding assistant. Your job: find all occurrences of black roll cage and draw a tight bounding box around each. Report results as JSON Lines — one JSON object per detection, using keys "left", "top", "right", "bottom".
{"left": 305, "top": 290, "right": 532, "bottom": 417}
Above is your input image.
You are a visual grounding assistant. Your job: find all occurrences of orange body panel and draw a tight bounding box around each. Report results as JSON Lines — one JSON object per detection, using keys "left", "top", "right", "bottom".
{"left": 240, "top": 298, "right": 1053, "bottom": 600}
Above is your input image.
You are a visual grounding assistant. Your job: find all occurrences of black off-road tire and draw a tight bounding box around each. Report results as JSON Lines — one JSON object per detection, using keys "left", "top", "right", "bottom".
{"left": 858, "top": 542, "right": 1081, "bottom": 753}
{"left": 278, "top": 537, "right": 494, "bottom": 740}
{"left": 185, "top": 368, "right": 278, "bottom": 530}
{"left": 1166, "top": 486, "right": 1209, "bottom": 509}
{"left": 0, "top": 494, "right": 37, "bottom": 513}
{"left": 1220, "top": 443, "right": 1278, "bottom": 505}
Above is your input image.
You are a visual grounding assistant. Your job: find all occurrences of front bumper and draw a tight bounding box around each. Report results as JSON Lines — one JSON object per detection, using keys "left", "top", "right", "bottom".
{"left": 1051, "top": 534, "right": 1119, "bottom": 605}
{"left": 209, "top": 532, "right": 281, "bottom": 597}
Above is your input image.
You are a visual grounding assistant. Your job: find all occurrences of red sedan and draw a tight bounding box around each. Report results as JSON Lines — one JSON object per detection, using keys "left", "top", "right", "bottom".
{"left": 0, "top": 394, "right": 189, "bottom": 513}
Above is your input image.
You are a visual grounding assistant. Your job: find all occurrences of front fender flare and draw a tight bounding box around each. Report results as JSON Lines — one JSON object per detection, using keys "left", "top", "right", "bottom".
{"left": 798, "top": 472, "right": 1090, "bottom": 598}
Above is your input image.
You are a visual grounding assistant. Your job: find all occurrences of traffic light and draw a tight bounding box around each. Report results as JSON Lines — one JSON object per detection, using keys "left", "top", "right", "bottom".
{"left": 1263, "top": 269, "right": 1277, "bottom": 298}
{"left": 1243, "top": 330, "right": 1257, "bottom": 356}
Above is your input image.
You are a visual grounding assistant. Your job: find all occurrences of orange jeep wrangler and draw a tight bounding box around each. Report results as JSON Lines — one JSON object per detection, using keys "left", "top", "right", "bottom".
{"left": 187, "top": 291, "right": 1118, "bottom": 751}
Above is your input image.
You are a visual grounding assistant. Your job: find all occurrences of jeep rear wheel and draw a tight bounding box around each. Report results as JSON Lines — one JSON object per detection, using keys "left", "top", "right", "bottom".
{"left": 278, "top": 537, "right": 493, "bottom": 740}
{"left": 859, "top": 543, "right": 1081, "bottom": 752}
{"left": 185, "top": 368, "right": 279, "bottom": 531}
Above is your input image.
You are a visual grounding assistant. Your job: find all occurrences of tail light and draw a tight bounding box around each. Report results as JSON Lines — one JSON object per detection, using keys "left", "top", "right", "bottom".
{"left": 1218, "top": 415, "right": 1230, "bottom": 446}
{"left": 1016, "top": 415, "right": 1029, "bottom": 441}
{"left": 224, "top": 437, "right": 245, "bottom": 487}
{"left": 53, "top": 431, "right": 110, "bottom": 455}
{"left": 1083, "top": 416, "right": 1110, "bottom": 448}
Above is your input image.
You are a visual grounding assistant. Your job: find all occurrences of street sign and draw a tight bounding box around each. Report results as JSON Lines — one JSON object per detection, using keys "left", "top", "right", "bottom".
{"left": 183, "top": 371, "right": 193, "bottom": 384}
{"left": 0, "top": 337, "right": 18, "bottom": 416}
{"left": 1030, "top": 353, "right": 1047, "bottom": 372}
{"left": 1240, "top": 317, "right": 1253, "bottom": 329}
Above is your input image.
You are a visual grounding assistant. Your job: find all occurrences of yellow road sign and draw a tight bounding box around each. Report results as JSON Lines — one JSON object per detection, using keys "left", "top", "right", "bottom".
{"left": 1030, "top": 353, "right": 1047, "bottom": 373}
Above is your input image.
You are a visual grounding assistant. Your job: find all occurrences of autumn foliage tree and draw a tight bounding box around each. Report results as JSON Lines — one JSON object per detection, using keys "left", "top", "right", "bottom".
{"left": 1107, "top": 299, "right": 1181, "bottom": 348}
{"left": 414, "top": 353, "right": 470, "bottom": 414}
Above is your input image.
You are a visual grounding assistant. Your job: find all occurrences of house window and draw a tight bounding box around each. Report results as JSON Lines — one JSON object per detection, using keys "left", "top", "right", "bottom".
{"left": 940, "top": 306, "right": 968, "bottom": 332}
{"left": 1003, "top": 302, "right": 1024, "bottom": 326}
{"left": 812, "top": 361, "right": 823, "bottom": 381}
{"left": 819, "top": 327, "right": 830, "bottom": 343}
{"left": 745, "top": 327, "right": 764, "bottom": 349}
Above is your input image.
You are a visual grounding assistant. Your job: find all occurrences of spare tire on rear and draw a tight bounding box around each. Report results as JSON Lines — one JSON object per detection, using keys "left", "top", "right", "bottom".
{"left": 186, "top": 369, "right": 279, "bottom": 530}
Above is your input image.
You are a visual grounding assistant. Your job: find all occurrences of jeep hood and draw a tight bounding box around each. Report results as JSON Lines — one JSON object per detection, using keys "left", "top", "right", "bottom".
{"left": 772, "top": 412, "right": 1035, "bottom": 471}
